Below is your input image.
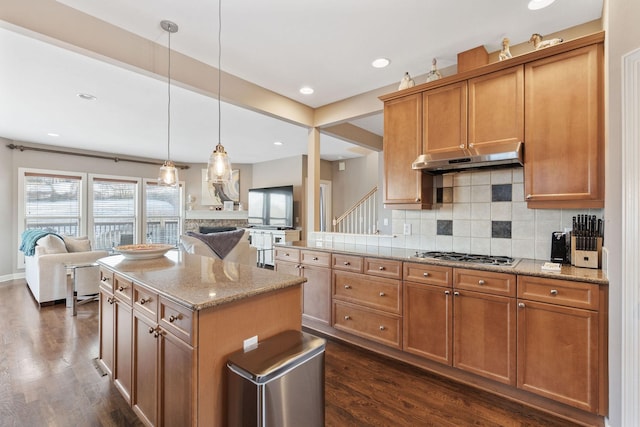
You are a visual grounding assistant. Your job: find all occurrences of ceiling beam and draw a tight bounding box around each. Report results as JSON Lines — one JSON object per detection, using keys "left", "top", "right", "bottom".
{"left": 321, "top": 123, "right": 383, "bottom": 152}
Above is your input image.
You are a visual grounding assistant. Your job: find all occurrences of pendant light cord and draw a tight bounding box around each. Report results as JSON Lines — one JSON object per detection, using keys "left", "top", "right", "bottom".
{"left": 217, "top": 0, "right": 222, "bottom": 147}
{"left": 167, "top": 25, "right": 172, "bottom": 161}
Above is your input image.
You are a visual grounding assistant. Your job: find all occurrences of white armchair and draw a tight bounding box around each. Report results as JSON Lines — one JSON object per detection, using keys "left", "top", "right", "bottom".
{"left": 24, "top": 234, "right": 109, "bottom": 305}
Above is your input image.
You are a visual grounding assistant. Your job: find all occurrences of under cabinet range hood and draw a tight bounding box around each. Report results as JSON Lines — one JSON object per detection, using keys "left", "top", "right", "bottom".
{"left": 412, "top": 141, "right": 524, "bottom": 173}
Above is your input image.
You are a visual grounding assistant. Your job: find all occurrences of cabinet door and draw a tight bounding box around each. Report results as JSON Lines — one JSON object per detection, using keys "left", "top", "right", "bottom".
{"left": 132, "top": 311, "right": 159, "bottom": 427}
{"left": 453, "top": 290, "right": 516, "bottom": 385}
{"left": 468, "top": 66, "right": 524, "bottom": 148}
{"left": 517, "top": 300, "right": 598, "bottom": 413}
{"left": 301, "top": 265, "right": 331, "bottom": 325}
{"left": 113, "top": 300, "right": 133, "bottom": 403}
{"left": 383, "top": 94, "right": 432, "bottom": 209}
{"left": 98, "top": 288, "right": 114, "bottom": 377}
{"left": 403, "top": 282, "right": 452, "bottom": 365}
{"left": 422, "top": 81, "right": 467, "bottom": 154}
{"left": 524, "top": 44, "right": 604, "bottom": 208}
{"left": 160, "top": 330, "right": 194, "bottom": 427}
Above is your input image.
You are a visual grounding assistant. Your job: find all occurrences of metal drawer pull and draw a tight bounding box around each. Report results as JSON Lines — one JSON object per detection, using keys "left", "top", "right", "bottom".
{"left": 118, "top": 285, "right": 127, "bottom": 291}
{"left": 344, "top": 315, "right": 351, "bottom": 320}
{"left": 344, "top": 285, "right": 351, "bottom": 289}
{"left": 378, "top": 266, "right": 385, "bottom": 271}
{"left": 343, "top": 261, "right": 350, "bottom": 266}
{"left": 379, "top": 326, "right": 386, "bottom": 331}
{"left": 518, "top": 302, "right": 525, "bottom": 308}
{"left": 139, "top": 297, "right": 150, "bottom": 305}
{"left": 148, "top": 327, "right": 155, "bottom": 334}
{"left": 169, "top": 315, "right": 179, "bottom": 323}
{"left": 101, "top": 277, "right": 110, "bottom": 282}
{"left": 379, "top": 292, "right": 385, "bottom": 297}
{"left": 550, "top": 289, "right": 558, "bottom": 295}
{"left": 107, "top": 297, "right": 115, "bottom": 304}
{"left": 423, "top": 272, "right": 429, "bottom": 277}
{"left": 444, "top": 290, "right": 450, "bottom": 295}
{"left": 312, "top": 257, "right": 318, "bottom": 261}
{"left": 454, "top": 291, "right": 460, "bottom": 296}
{"left": 478, "top": 280, "right": 485, "bottom": 285}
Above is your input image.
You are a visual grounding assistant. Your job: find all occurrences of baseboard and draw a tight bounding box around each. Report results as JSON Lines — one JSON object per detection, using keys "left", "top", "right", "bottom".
{"left": 0, "top": 272, "right": 25, "bottom": 284}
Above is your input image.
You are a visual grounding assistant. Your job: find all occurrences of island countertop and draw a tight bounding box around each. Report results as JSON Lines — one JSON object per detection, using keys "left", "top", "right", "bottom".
{"left": 98, "top": 250, "right": 306, "bottom": 311}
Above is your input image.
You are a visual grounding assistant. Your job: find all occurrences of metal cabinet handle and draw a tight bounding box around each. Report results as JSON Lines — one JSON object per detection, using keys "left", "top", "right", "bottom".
{"left": 139, "top": 297, "right": 149, "bottom": 305}
{"left": 101, "top": 277, "right": 110, "bottom": 283}
{"left": 312, "top": 257, "right": 319, "bottom": 261}
{"left": 444, "top": 290, "right": 450, "bottom": 295}
{"left": 379, "top": 326, "right": 386, "bottom": 331}
{"left": 379, "top": 292, "right": 385, "bottom": 297}
{"left": 550, "top": 289, "right": 558, "bottom": 296}
{"left": 118, "top": 285, "right": 127, "bottom": 291}
{"left": 478, "top": 279, "right": 486, "bottom": 285}
{"left": 459, "top": 144, "right": 465, "bottom": 149}
{"left": 468, "top": 143, "right": 474, "bottom": 148}
{"left": 148, "top": 327, "right": 155, "bottom": 334}
{"left": 153, "top": 331, "right": 161, "bottom": 338}
{"left": 344, "top": 284, "right": 351, "bottom": 289}
{"left": 107, "top": 297, "right": 115, "bottom": 304}
{"left": 378, "top": 266, "right": 385, "bottom": 271}
{"left": 518, "top": 302, "right": 525, "bottom": 308}
{"left": 423, "top": 272, "right": 429, "bottom": 277}
{"left": 343, "top": 261, "right": 350, "bottom": 266}
{"left": 526, "top": 194, "right": 532, "bottom": 199}
{"left": 169, "top": 315, "right": 179, "bottom": 323}
{"left": 415, "top": 197, "right": 421, "bottom": 202}
{"left": 344, "top": 315, "right": 351, "bottom": 320}
{"left": 454, "top": 291, "right": 460, "bottom": 296}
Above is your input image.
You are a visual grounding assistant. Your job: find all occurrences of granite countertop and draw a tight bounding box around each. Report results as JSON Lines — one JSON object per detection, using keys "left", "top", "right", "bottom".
{"left": 277, "top": 241, "right": 608, "bottom": 286}
{"left": 98, "top": 250, "right": 305, "bottom": 311}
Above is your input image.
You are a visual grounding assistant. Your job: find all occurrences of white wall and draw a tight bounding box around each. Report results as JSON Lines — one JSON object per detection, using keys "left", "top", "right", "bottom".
{"left": 0, "top": 138, "right": 14, "bottom": 281}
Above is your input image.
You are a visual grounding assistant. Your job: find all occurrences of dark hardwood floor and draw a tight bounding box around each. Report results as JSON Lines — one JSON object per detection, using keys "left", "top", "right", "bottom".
{"left": 0, "top": 280, "right": 579, "bottom": 426}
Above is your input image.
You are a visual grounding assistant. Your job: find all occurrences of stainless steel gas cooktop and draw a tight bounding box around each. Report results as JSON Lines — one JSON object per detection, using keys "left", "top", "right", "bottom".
{"left": 412, "top": 251, "right": 518, "bottom": 267}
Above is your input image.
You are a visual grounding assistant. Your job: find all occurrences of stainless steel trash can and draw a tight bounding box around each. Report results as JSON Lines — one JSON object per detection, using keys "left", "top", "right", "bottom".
{"left": 227, "top": 330, "right": 326, "bottom": 427}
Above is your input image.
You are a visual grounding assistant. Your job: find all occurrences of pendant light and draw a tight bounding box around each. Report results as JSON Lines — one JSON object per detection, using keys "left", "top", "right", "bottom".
{"left": 206, "top": 0, "right": 233, "bottom": 184}
{"left": 158, "top": 20, "right": 179, "bottom": 186}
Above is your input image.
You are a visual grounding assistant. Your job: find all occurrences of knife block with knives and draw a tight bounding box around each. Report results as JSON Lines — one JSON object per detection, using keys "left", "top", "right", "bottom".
{"left": 571, "top": 214, "right": 603, "bottom": 269}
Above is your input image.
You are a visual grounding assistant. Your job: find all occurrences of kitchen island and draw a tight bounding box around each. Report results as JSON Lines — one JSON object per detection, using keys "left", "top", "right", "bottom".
{"left": 97, "top": 250, "right": 304, "bottom": 427}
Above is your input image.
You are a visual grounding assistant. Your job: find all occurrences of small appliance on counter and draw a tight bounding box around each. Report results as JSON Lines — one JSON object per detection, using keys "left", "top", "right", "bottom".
{"left": 550, "top": 231, "right": 570, "bottom": 264}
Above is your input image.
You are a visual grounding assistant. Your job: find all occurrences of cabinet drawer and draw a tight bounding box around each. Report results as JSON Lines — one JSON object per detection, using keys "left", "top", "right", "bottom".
{"left": 517, "top": 276, "right": 599, "bottom": 310}
{"left": 301, "top": 250, "right": 331, "bottom": 267}
{"left": 274, "top": 247, "right": 300, "bottom": 262}
{"left": 159, "top": 297, "right": 195, "bottom": 345}
{"left": 333, "top": 271, "right": 401, "bottom": 314}
{"left": 113, "top": 273, "right": 133, "bottom": 305}
{"left": 333, "top": 301, "right": 401, "bottom": 349}
{"left": 403, "top": 263, "right": 452, "bottom": 287}
{"left": 365, "top": 258, "right": 402, "bottom": 279}
{"left": 454, "top": 268, "right": 516, "bottom": 297}
{"left": 331, "top": 253, "right": 363, "bottom": 273}
{"left": 99, "top": 267, "right": 114, "bottom": 293}
{"left": 133, "top": 283, "right": 158, "bottom": 321}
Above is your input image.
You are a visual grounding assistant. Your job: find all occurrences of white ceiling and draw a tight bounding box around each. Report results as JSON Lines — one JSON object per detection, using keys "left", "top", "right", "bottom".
{"left": 0, "top": 0, "right": 603, "bottom": 165}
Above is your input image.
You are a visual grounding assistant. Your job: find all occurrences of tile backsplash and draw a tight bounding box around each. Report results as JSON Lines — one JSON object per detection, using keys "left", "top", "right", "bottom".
{"left": 313, "top": 167, "right": 603, "bottom": 261}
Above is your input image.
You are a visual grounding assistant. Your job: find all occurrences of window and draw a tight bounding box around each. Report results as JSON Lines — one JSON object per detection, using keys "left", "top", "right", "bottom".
{"left": 21, "top": 170, "right": 84, "bottom": 236}
{"left": 90, "top": 175, "right": 140, "bottom": 250}
{"left": 144, "top": 180, "right": 183, "bottom": 246}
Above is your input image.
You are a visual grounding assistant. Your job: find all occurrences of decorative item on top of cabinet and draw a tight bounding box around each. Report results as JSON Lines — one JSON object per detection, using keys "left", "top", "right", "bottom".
{"left": 524, "top": 43, "right": 604, "bottom": 208}
{"left": 516, "top": 275, "right": 606, "bottom": 415}
{"left": 499, "top": 37, "right": 513, "bottom": 61}
{"left": 398, "top": 72, "right": 415, "bottom": 90}
{"left": 529, "top": 33, "right": 563, "bottom": 50}
{"left": 425, "top": 58, "right": 443, "bottom": 82}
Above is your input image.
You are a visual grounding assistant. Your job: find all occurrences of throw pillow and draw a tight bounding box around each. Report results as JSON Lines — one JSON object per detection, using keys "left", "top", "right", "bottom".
{"left": 63, "top": 235, "right": 92, "bottom": 252}
{"left": 37, "top": 234, "right": 68, "bottom": 254}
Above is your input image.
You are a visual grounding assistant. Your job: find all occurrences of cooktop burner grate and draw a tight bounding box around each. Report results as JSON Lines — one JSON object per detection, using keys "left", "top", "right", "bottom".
{"left": 413, "top": 251, "right": 517, "bottom": 266}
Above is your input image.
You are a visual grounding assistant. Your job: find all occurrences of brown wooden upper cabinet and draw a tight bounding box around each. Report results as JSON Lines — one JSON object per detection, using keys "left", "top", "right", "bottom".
{"left": 524, "top": 44, "right": 604, "bottom": 208}
{"left": 422, "top": 81, "right": 468, "bottom": 154}
{"left": 383, "top": 93, "right": 433, "bottom": 209}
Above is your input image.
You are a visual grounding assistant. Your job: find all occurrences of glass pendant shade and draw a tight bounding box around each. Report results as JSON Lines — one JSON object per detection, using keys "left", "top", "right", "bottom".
{"left": 158, "top": 160, "right": 179, "bottom": 186}
{"left": 207, "top": 143, "right": 232, "bottom": 183}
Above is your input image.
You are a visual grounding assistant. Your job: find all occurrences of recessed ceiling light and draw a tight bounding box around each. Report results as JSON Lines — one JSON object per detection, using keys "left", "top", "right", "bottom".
{"left": 372, "top": 58, "right": 390, "bottom": 68}
{"left": 299, "top": 86, "right": 314, "bottom": 95}
{"left": 528, "top": 0, "right": 555, "bottom": 10}
{"left": 77, "top": 93, "right": 97, "bottom": 101}
{"left": 274, "top": 141, "right": 283, "bottom": 146}
{"left": 47, "top": 133, "right": 59, "bottom": 137}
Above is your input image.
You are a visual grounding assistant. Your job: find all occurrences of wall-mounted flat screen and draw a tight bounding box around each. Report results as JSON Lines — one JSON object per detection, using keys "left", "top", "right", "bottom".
{"left": 247, "top": 185, "right": 294, "bottom": 229}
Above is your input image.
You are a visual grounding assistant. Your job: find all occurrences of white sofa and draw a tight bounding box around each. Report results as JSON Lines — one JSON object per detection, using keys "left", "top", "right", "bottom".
{"left": 24, "top": 234, "right": 109, "bottom": 305}
{"left": 179, "top": 229, "right": 257, "bottom": 266}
